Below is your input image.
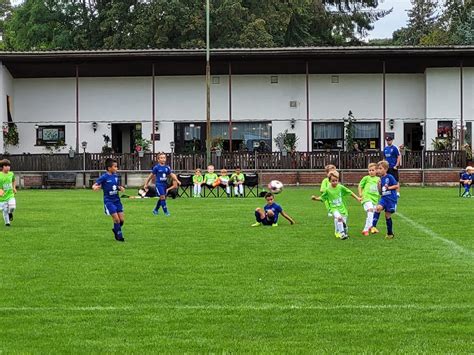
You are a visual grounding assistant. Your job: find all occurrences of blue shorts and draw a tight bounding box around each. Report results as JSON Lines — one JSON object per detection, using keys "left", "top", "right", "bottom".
{"left": 255, "top": 211, "right": 276, "bottom": 226}
{"left": 378, "top": 198, "right": 397, "bottom": 213}
{"left": 156, "top": 184, "right": 167, "bottom": 197}
{"left": 104, "top": 200, "right": 123, "bottom": 215}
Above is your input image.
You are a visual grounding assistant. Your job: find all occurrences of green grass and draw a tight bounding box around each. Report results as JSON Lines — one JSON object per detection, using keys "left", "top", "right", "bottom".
{"left": 0, "top": 187, "right": 473, "bottom": 353}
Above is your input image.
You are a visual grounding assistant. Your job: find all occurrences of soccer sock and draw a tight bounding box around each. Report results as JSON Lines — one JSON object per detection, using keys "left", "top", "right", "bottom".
{"left": 335, "top": 218, "right": 344, "bottom": 234}
{"left": 386, "top": 218, "right": 393, "bottom": 235}
{"left": 113, "top": 223, "right": 122, "bottom": 237}
{"left": 161, "top": 199, "right": 168, "bottom": 213}
{"left": 120, "top": 221, "right": 124, "bottom": 227}
{"left": 2, "top": 204, "right": 10, "bottom": 225}
{"left": 234, "top": 186, "right": 239, "bottom": 196}
{"left": 465, "top": 185, "right": 470, "bottom": 194}
{"left": 364, "top": 211, "right": 374, "bottom": 231}
{"left": 372, "top": 212, "right": 380, "bottom": 227}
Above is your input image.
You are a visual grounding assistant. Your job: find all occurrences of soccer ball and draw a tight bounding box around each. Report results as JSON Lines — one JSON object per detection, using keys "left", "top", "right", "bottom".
{"left": 268, "top": 180, "right": 284, "bottom": 194}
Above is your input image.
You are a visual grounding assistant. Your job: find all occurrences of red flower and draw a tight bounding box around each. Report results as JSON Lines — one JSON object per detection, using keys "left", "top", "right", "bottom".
{"left": 135, "top": 146, "right": 142, "bottom": 152}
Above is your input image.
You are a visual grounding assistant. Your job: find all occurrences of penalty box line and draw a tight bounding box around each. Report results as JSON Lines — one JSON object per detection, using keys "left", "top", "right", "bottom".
{"left": 0, "top": 304, "right": 471, "bottom": 312}
{"left": 397, "top": 212, "right": 474, "bottom": 259}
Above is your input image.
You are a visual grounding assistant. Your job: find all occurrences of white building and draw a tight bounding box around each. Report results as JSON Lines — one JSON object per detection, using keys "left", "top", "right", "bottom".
{"left": 0, "top": 47, "right": 473, "bottom": 155}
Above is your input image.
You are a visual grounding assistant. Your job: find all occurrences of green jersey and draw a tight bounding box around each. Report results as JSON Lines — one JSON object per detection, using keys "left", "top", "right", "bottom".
{"left": 193, "top": 175, "right": 203, "bottom": 184}
{"left": 320, "top": 184, "right": 353, "bottom": 216}
{"left": 0, "top": 172, "right": 15, "bottom": 202}
{"left": 204, "top": 173, "right": 218, "bottom": 185}
{"left": 231, "top": 173, "right": 245, "bottom": 183}
{"left": 219, "top": 175, "right": 230, "bottom": 184}
{"left": 320, "top": 177, "right": 330, "bottom": 192}
{"left": 359, "top": 175, "right": 380, "bottom": 205}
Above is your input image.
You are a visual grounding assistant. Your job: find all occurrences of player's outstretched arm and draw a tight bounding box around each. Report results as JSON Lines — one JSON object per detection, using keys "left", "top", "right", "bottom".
{"left": 281, "top": 211, "right": 295, "bottom": 225}
{"left": 92, "top": 183, "right": 101, "bottom": 191}
{"left": 351, "top": 192, "right": 362, "bottom": 202}
{"left": 170, "top": 173, "right": 181, "bottom": 186}
{"left": 12, "top": 178, "right": 17, "bottom": 194}
{"left": 311, "top": 195, "right": 322, "bottom": 201}
{"left": 143, "top": 173, "right": 154, "bottom": 189}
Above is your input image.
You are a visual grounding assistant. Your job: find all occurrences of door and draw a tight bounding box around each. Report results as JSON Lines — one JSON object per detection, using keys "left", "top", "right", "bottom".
{"left": 111, "top": 124, "right": 137, "bottom": 153}
{"left": 404, "top": 123, "right": 423, "bottom": 151}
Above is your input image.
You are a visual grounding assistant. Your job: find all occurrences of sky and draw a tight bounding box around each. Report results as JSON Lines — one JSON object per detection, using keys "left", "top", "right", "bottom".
{"left": 10, "top": 0, "right": 411, "bottom": 41}
{"left": 367, "top": 0, "right": 412, "bottom": 39}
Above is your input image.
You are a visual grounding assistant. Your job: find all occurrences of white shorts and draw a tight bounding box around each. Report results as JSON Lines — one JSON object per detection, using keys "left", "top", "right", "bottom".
{"left": 0, "top": 198, "right": 16, "bottom": 210}
{"left": 333, "top": 211, "right": 347, "bottom": 221}
{"left": 363, "top": 201, "right": 375, "bottom": 212}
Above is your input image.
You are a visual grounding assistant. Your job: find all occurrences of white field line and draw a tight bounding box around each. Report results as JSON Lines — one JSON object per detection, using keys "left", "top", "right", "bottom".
{"left": 0, "top": 304, "right": 471, "bottom": 312}
{"left": 397, "top": 212, "right": 474, "bottom": 258}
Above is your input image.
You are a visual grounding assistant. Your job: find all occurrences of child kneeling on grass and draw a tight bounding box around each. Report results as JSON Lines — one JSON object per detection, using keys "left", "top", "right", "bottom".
{"left": 460, "top": 166, "right": 473, "bottom": 198}
{"left": 312, "top": 171, "right": 362, "bottom": 240}
{"left": 252, "top": 192, "right": 295, "bottom": 227}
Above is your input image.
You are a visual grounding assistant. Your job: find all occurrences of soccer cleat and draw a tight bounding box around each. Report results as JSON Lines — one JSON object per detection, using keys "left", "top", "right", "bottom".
{"left": 164, "top": 212, "right": 171, "bottom": 217}
{"left": 362, "top": 230, "right": 369, "bottom": 236}
{"left": 340, "top": 233, "right": 349, "bottom": 240}
{"left": 251, "top": 222, "right": 262, "bottom": 227}
{"left": 370, "top": 227, "right": 379, "bottom": 234}
{"left": 5, "top": 223, "right": 10, "bottom": 227}
{"left": 8, "top": 213, "right": 13, "bottom": 221}
{"left": 334, "top": 232, "right": 342, "bottom": 239}
{"left": 271, "top": 223, "right": 278, "bottom": 227}
{"left": 152, "top": 209, "right": 159, "bottom": 215}
{"left": 385, "top": 234, "right": 395, "bottom": 239}
{"left": 115, "top": 236, "right": 125, "bottom": 242}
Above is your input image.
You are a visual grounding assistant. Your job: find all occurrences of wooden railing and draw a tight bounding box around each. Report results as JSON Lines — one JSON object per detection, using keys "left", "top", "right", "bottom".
{"left": 0, "top": 150, "right": 467, "bottom": 171}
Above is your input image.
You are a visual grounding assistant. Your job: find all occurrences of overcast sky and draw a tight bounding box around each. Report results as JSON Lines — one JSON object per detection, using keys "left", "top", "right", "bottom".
{"left": 10, "top": 0, "right": 411, "bottom": 40}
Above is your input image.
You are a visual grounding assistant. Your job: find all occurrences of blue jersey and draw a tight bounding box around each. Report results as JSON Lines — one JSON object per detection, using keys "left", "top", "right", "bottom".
{"left": 461, "top": 172, "right": 472, "bottom": 182}
{"left": 264, "top": 202, "right": 283, "bottom": 223}
{"left": 152, "top": 164, "right": 172, "bottom": 186}
{"left": 380, "top": 174, "right": 398, "bottom": 202}
{"left": 383, "top": 145, "right": 400, "bottom": 168}
{"left": 96, "top": 173, "right": 121, "bottom": 203}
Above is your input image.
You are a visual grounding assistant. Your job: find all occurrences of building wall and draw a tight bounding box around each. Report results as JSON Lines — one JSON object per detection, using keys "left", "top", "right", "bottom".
{"left": 0, "top": 64, "right": 14, "bottom": 153}
{"left": 3, "top": 68, "right": 473, "bottom": 154}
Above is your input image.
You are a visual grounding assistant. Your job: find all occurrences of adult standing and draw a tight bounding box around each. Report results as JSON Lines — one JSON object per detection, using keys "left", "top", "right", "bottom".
{"left": 383, "top": 136, "right": 401, "bottom": 196}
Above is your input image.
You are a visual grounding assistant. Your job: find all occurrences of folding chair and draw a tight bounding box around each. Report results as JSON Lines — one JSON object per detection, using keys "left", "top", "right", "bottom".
{"left": 202, "top": 184, "right": 218, "bottom": 197}
{"left": 244, "top": 173, "right": 259, "bottom": 197}
{"left": 177, "top": 174, "right": 193, "bottom": 197}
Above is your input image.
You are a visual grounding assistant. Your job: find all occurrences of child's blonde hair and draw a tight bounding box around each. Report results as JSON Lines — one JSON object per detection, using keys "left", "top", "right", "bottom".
{"left": 328, "top": 171, "right": 340, "bottom": 180}
{"left": 325, "top": 164, "right": 337, "bottom": 174}
{"left": 466, "top": 166, "right": 474, "bottom": 172}
{"left": 377, "top": 160, "right": 389, "bottom": 170}
{"left": 195, "top": 168, "right": 201, "bottom": 173}
{"left": 368, "top": 162, "right": 377, "bottom": 169}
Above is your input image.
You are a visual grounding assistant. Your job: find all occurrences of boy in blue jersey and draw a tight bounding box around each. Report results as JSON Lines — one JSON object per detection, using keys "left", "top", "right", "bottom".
{"left": 383, "top": 136, "right": 401, "bottom": 196}
{"left": 371, "top": 160, "right": 399, "bottom": 239}
{"left": 92, "top": 158, "right": 125, "bottom": 242}
{"left": 251, "top": 192, "right": 295, "bottom": 227}
{"left": 143, "top": 153, "right": 180, "bottom": 216}
{"left": 460, "top": 166, "right": 473, "bottom": 197}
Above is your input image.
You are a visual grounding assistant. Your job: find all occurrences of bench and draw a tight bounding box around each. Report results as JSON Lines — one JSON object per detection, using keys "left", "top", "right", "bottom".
{"left": 45, "top": 172, "right": 77, "bottom": 189}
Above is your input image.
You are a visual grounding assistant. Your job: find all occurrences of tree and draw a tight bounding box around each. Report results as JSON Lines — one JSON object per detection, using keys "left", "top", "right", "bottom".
{"left": 393, "top": 0, "right": 439, "bottom": 45}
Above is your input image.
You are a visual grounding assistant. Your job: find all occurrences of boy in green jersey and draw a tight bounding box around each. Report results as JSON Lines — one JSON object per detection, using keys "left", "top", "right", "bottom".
{"left": 203, "top": 165, "right": 218, "bottom": 188}
{"left": 192, "top": 168, "right": 203, "bottom": 197}
{"left": 218, "top": 168, "right": 231, "bottom": 197}
{"left": 231, "top": 167, "right": 245, "bottom": 197}
{"left": 358, "top": 163, "right": 381, "bottom": 236}
{"left": 320, "top": 164, "right": 337, "bottom": 217}
{"left": 0, "top": 159, "right": 17, "bottom": 227}
{"left": 312, "top": 170, "right": 362, "bottom": 240}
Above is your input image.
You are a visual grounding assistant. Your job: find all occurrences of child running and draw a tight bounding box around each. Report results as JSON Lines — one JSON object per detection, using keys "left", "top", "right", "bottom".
{"left": 371, "top": 160, "right": 399, "bottom": 239}
{"left": 92, "top": 158, "right": 125, "bottom": 242}
{"left": 0, "top": 159, "right": 17, "bottom": 227}
{"left": 312, "top": 170, "right": 362, "bottom": 240}
{"left": 321, "top": 164, "right": 337, "bottom": 217}
{"left": 358, "top": 163, "right": 381, "bottom": 236}
{"left": 144, "top": 153, "right": 180, "bottom": 216}
{"left": 460, "top": 166, "right": 473, "bottom": 198}
{"left": 192, "top": 168, "right": 203, "bottom": 197}
{"left": 252, "top": 192, "right": 295, "bottom": 227}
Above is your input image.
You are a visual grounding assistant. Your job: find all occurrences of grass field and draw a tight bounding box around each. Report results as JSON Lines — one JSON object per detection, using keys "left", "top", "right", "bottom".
{"left": 0, "top": 187, "right": 473, "bottom": 352}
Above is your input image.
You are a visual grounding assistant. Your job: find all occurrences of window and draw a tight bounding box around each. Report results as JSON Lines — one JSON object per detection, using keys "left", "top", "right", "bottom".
{"left": 437, "top": 121, "right": 453, "bottom": 138}
{"left": 36, "top": 125, "right": 65, "bottom": 146}
{"left": 353, "top": 122, "right": 380, "bottom": 150}
{"left": 212, "top": 121, "right": 272, "bottom": 152}
{"left": 313, "top": 122, "right": 344, "bottom": 150}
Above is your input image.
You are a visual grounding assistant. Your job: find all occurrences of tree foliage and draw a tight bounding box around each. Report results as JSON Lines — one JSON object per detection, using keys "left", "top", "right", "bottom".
{"left": 3, "top": 0, "right": 390, "bottom": 50}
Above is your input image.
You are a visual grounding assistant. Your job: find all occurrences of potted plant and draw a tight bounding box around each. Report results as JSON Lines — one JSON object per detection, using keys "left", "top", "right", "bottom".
{"left": 3, "top": 122, "right": 19, "bottom": 148}
{"left": 101, "top": 134, "right": 113, "bottom": 154}
{"left": 68, "top": 146, "right": 75, "bottom": 158}
{"left": 274, "top": 130, "right": 299, "bottom": 154}
{"left": 45, "top": 140, "right": 66, "bottom": 154}
{"left": 211, "top": 136, "right": 224, "bottom": 156}
{"left": 135, "top": 137, "right": 151, "bottom": 157}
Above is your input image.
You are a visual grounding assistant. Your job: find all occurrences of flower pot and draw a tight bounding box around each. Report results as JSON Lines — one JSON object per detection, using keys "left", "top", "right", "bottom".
{"left": 138, "top": 150, "right": 145, "bottom": 158}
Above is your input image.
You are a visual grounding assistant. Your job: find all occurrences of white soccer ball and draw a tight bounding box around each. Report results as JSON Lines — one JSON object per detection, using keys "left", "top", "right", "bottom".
{"left": 268, "top": 180, "right": 284, "bottom": 194}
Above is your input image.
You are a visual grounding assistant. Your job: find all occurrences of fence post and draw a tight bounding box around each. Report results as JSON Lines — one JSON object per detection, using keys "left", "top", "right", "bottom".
{"left": 421, "top": 148, "right": 425, "bottom": 186}
{"left": 254, "top": 151, "right": 258, "bottom": 170}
